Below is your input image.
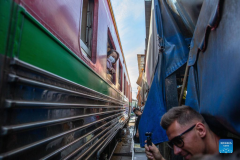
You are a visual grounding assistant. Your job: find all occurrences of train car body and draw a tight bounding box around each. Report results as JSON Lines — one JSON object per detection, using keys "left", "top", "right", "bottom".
{"left": 0, "top": 0, "right": 132, "bottom": 159}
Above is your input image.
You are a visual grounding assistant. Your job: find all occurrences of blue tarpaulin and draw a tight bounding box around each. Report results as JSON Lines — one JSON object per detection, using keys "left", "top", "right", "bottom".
{"left": 186, "top": 0, "right": 240, "bottom": 136}
{"left": 138, "top": 0, "right": 189, "bottom": 147}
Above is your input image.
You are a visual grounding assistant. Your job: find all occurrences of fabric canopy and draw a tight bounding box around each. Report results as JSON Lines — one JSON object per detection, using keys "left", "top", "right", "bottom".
{"left": 186, "top": 0, "right": 240, "bottom": 136}
{"left": 138, "top": 0, "right": 189, "bottom": 147}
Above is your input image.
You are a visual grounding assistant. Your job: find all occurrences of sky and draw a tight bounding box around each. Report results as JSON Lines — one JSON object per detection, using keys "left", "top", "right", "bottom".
{"left": 111, "top": 0, "right": 146, "bottom": 100}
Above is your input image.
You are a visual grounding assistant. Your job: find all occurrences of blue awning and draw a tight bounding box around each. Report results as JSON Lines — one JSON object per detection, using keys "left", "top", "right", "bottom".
{"left": 186, "top": 0, "right": 240, "bottom": 136}
{"left": 139, "top": 0, "right": 190, "bottom": 147}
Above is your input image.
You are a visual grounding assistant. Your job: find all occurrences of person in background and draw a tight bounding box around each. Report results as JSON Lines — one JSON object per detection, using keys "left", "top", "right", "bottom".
{"left": 107, "top": 49, "right": 119, "bottom": 74}
{"left": 133, "top": 108, "right": 142, "bottom": 143}
{"left": 145, "top": 106, "right": 240, "bottom": 160}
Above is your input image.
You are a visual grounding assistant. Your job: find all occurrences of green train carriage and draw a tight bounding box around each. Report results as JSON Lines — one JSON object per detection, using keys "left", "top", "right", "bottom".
{"left": 0, "top": 0, "right": 132, "bottom": 159}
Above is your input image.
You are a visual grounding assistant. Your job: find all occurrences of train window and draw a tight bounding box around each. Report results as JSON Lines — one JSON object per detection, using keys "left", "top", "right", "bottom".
{"left": 124, "top": 75, "right": 126, "bottom": 95}
{"left": 128, "top": 84, "right": 130, "bottom": 98}
{"left": 127, "top": 84, "right": 129, "bottom": 98}
{"left": 127, "top": 83, "right": 129, "bottom": 98}
{"left": 119, "top": 61, "right": 122, "bottom": 91}
{"left": 126, "top": 81, "right": 128, "bottom": 97}
{"left": 106, "top": 33, "right": 119, "bottom": 84}
{"left": 80, "top": 0, "right": 94, "bottom": 58}
{"left": 128, "top": 84, "right": 130, "bottom": 99}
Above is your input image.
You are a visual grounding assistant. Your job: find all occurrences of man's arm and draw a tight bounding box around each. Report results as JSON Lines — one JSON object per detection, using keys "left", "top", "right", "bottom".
{"left": 136, "top": 129, "right": 139, "bottom": 137}
{"left": 145, "top": 142, "right": 165, "bottom": 160}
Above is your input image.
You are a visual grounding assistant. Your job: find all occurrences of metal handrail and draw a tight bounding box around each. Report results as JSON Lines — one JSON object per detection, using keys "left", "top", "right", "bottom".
{"left": 75, "top": 123, "right": 122, "bottom": 160}
{"left": 1, "top": 109, "right": 125, "bottom": 135}
{"left": 0, "top": 114, "right": 123, "bottom": 159}
{"left": 86, "top": 128, "right": 120, "bottom": 160}
{"left": 95, "top": 118, "right": 128, "bottom": 160}
{"left": 85, "top": 118, "right": 128, "bottom": 160}
{"left": 10, "top": 58, "right": 127, "bottom": 105}
{"left": 5, "top": 100, "right": 123, "bottom": 109}
{"left": 63, "top": 122, "right": 122, "bottom": 160}
{"left": 109, "top": 141, "right": 118, "bottom": 160}
{"left": 8, "top": 74, "right": 118, "bottom": 104}
{"left": 40, "top": 116, "right": 123, "bottom": 160}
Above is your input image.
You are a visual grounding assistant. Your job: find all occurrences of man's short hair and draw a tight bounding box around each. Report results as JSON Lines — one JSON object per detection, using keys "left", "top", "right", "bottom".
{"left": 160, "top": 106, "right": 206, "bottom": 130}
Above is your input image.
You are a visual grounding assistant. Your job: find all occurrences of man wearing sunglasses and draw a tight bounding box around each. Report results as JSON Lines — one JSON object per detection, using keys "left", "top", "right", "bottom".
{"left": 145, "top": 106, "right": 221, "bottom": 160}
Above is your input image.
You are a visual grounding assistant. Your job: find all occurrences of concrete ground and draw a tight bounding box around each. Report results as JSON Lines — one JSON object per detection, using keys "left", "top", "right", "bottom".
{"left": 111, "top": 120, "right": 147, "bottom": 160}
{"left": 110, "top": 122, "right": 134, "bottom": 160}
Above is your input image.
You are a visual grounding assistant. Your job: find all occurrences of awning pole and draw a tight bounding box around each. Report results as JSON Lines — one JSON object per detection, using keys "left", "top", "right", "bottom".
{"left": 178, "top": 61, "right": 189, "bottom": 106}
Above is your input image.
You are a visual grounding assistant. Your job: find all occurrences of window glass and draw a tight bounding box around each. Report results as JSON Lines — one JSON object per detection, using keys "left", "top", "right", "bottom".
{"left": 106, "top": 35, "right": 119, "bottom": 84}
{"left": 124, "top": 75, "right": 126, "bottom": 95}
{"left": 81, "top": 0, "right": 94, "bottom": 58}
{"left": 119, "top": 62, "right": 122, "bottom": 91}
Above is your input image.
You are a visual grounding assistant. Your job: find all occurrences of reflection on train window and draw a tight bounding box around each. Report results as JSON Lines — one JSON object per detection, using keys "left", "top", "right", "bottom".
{"left": 124, "top": 74, "right": 126, "bottom": 95}
{"left": 80, "top": 0, "right": 94, "bottom": 58}
{"left": 106, "top": 36, "right": 119, "bottom": 84}
{"left": 119, "top": 61, "right": 123, "bottom": 91}
{"left": 126, "top": 81, "right": 129, "bottom": 97}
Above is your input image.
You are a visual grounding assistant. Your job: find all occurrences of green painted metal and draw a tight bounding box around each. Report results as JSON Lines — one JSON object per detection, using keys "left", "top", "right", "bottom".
{"left": 7, "top": 5, "right": 126, "bottom": 101}
{"left": 0, "top": 0, "right": 22, "bottom": 58}
{"left": 0, "top": 0, "right": 12, "bottom": 55}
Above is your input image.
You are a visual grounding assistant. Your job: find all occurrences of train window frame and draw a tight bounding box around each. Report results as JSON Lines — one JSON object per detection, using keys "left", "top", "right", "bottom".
{"left": 126, "top": 81, "right": 128, "bottom": 98}
{"left": 106, "top": 29, "right": 117, "bottom": 84}
{"left": 124, "top": 74, "right": 126, "bottom": 96}
{"left": 119, "top": 61, "right": 123, "bottom": 92}
{"left": 127, "top": 83, "right": 129, "bottom": 98}
{"left": 128, "top": 84, "right": 130, "bottom": 100}
{"left": 80, "top": 0, "right": 98, "bottom": 63}
{"left": 111, "top": 62, "right": 117, "bottom": 84}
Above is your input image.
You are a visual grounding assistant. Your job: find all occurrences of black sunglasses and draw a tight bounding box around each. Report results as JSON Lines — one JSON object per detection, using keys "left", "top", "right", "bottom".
{"left": 167, "top": 124, "right": 196, "bottom": 149}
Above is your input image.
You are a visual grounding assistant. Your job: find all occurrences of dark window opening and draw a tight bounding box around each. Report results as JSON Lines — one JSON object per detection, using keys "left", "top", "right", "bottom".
{"left": 107, "top": 37, "right": 114, "bottom": 51}
{"left": 119, "top": 62, "right": 122, "bottom": 91}
{"left": 81, "top": 0, "right": 94, "bottom": 58}
{"left": 126, "top": 82, "right": 129, "bottom": 98}
{"left": 124, "top": 75, "right": 126, "bottom": 95}
{"left": 106, "top": 32, "right": 119, "bottom": 84}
